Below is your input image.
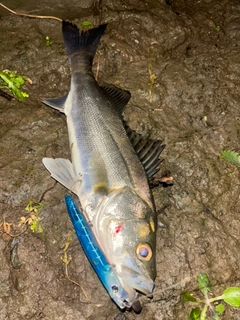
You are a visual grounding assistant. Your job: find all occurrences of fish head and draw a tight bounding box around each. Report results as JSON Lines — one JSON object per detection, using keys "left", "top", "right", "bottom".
{"left": 92, "top": 186, "right": 157, "bottom": 305}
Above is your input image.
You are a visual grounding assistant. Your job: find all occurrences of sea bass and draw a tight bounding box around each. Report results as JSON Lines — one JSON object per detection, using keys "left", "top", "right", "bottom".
{"left": 42, "top": 21, "right": 164, "bottom": 309}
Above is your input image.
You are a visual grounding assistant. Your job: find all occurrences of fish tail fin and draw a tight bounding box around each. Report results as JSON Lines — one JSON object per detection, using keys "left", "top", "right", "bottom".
{"left": 62, "top": 21, "right": 107, "bottom": 63}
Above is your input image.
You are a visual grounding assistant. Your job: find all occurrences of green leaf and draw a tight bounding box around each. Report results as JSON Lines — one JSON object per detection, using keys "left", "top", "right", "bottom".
{"left": 197, "top": 273, "right": 211, "bottom": 295}
{"left": 182, "top": 292, "right": 197, "bottom": 302}
{"left": 189, "top": 307, "right": 201, "bottom": 320}
{"left": 0, "top": 70, "right": 30, "bottom": 102}
{"left": 220, "top": 150, "right": 240, "bottom": 168}
{"left": 29, "top": 218, "right": 43, "bottom": 233}
{"left": 0, "top": 72, "right": 23, "bottom": 101}
{"left": 215, "top": 303, "right": 225, "bottom": 314}
{"left": 222, "top": 287, "right": 240, "bottom": 307}
{"left": 81, "top": 21, "right": 93, "bottom": 27}
{"left": 12, "top": 76, "right": 24, "bottom": 87}
{"left": 212, "top": 305, "right": 225, "bottom": 320}
{"left": 38, "top": 225, "right": 43, "bottom": 233}
{"left": 45, "top": 36, "right": 53, "bottom": 46}
{"left": 30, "top": 220, "right": 37, "bottom": 232}
{"left": 25, "top": 200, "right": 43, "bottom": 213}
{"left": 22, "top": 92, "right": 29, "bottom": 98}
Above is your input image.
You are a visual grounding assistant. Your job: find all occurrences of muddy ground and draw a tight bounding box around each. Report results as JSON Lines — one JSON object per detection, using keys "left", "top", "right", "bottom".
{"left": 0, "top": 0, "right": 240, "bottom": 319}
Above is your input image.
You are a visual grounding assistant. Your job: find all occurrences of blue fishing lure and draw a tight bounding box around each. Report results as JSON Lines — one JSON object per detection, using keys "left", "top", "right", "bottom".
{"left": 65, "top": 194, "right": 129, "bottom": 309}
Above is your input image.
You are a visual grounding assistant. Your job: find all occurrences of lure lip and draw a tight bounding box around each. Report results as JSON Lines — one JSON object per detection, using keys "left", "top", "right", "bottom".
{"left": 64, "top": 194, "right": 130, "bottom": 309}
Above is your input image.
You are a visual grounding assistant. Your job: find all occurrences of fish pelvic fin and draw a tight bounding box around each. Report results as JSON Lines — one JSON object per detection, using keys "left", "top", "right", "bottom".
{"left": 42, "top": 94, "right": 68, "bottom": 113}
{"left": 62, "top": 21, "right": 107, "bottom": 63}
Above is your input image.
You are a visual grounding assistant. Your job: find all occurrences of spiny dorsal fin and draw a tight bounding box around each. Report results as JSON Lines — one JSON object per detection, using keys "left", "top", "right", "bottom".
{"left": 100, "top": 84, "right": 131, "bottom": 114}
{"left": 124, "top": 122, "right": 165, "bottom": 183}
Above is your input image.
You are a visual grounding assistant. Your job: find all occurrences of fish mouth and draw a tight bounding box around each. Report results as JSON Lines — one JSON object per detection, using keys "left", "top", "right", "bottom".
{"left": 115, "top": 251, "right": 154, "bottom": 308}
{"left": 109, "top": 269, "right": 153, "bottom": 310}
{"left": 121, "top": 266, "right": 154, "bottom": 295}
{"left": 118, "top": 268, "right": 154, "bottom": 310}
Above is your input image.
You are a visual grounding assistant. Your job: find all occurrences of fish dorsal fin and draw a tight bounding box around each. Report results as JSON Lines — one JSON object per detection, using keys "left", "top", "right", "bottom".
{"left": 42, "top": 94, "right": 68, "bottom": 113}
{"left": 100, "top": 84, "right": 131, "bottom": 114}
{"left": 124, "top": 123, "right": 165, "bottom": 182}
{"left": 42, "top": 157, "right": 80, "bottom": 194}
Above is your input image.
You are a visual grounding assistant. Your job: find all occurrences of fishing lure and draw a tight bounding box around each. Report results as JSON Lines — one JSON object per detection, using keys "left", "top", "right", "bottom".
{"left": 65, "top": 194, "right": 129, "bottom": 309}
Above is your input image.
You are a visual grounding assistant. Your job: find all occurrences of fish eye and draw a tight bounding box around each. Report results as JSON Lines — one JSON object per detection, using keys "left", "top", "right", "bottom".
{"left": 111, "top": 285, "right": 118, "bottom": 293}
{"left": 136, "top": 243, "right": 152, "bottom": 261}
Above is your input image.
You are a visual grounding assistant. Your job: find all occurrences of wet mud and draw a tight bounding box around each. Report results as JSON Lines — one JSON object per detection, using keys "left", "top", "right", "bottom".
{"left": 0, "top": 0, "right": 240, "bottom": 319}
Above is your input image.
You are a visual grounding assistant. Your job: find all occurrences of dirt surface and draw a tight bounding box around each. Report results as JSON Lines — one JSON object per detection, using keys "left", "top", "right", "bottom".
{"left": 0, "top": 0, "right": 240, "bottom": 319}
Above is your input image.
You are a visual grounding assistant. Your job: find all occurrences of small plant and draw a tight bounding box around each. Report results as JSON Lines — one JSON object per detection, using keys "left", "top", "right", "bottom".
{"left": 80, "top": 21, "right": 93, "bottom": 32}
{"left": 220, "top": 150, "right": 240, "bottom": 168}
{"left": 19, "top": 200, "right": 44, "bottom": 233}
{"left": 182, "top": 273, "right": 240, "bottom": 319}
{"left": 80, "top": 21, "right": 93, "bottom": 27}
{"left": 0, "top": 70, "right": 32, "bottom": 102}
{"left": 148, "top": 63, "right": 156, "bottom": 103}
{"left": 0, "top": 200, "right": 43, "bottom": 237}
{"left": 61, "top": 231, "right": 89, "bottom": 300}
{"left": 45, "top": 36, "right": 53, "bottom": 46}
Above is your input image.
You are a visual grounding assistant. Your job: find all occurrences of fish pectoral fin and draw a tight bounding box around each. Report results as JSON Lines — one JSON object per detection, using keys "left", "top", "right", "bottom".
{"left": 42, "top": 157, "right": 80, "bottom": 194}
{"left": 100, "top": 84, "right": 131, "bottom": 114}
{"left": 42, "top": 94, "right": 68, "bottom": 113}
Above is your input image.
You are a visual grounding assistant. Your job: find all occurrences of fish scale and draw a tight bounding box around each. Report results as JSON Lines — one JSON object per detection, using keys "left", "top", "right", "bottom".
{"left": 68, "top": 76, "right": 143, "bottom": 198}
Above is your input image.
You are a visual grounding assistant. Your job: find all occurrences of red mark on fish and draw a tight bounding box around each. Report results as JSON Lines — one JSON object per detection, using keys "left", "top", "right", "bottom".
{"left": 115, "top": 225, "right": 123, "bottom": 234}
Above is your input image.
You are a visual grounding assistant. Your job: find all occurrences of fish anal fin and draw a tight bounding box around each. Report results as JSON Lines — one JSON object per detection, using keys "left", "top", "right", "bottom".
{"left": 42, "top": 157, "right": 80, "bottom": 194}
{"left": 42, "top": 94, "right": 68, "bottom": 113}
{"left": 100, "top": 84, "right": 131, "bottom": 114}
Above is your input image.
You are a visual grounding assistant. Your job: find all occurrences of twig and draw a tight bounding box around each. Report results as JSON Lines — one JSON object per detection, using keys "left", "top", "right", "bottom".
{"left": 61, "top": 231, "right": 90, "bottom": 301}
{"left": 1, "top": 216, "right": 27, "bottom": 238}
{"left": 159, "top": 176, "right": 173, "bottom": 183}
{"left": 0, "top": 3, "right": 62, "bottom": 22}
{"left": 148, "top": 63, "right": 156, "bottom": 103}
{"left": 0, "top": 88, "right": 14, "bottom": 101}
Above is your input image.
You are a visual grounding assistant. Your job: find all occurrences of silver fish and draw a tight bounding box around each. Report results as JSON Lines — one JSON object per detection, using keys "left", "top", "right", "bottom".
{"left": 42, "top": 21, "right": 164, "bottom": 309}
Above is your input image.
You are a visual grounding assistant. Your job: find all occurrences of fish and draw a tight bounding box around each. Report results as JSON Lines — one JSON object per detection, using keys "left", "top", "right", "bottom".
{"left": 42, "top": 21, "right": 165, "bottom": 309}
